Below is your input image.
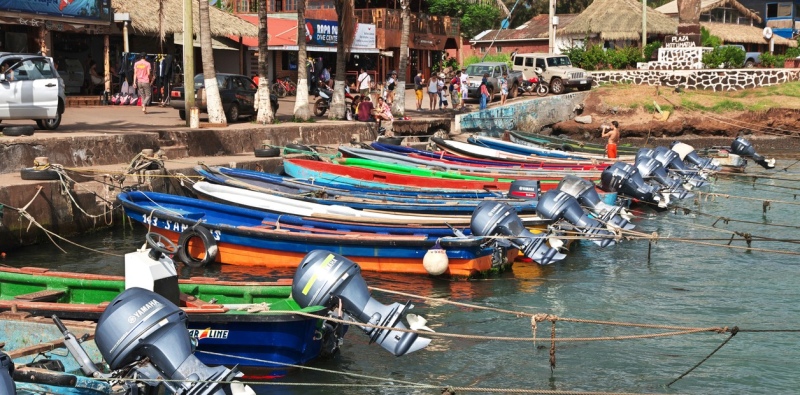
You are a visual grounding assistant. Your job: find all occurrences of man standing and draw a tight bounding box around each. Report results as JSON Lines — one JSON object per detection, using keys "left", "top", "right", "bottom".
{"left": 601, "top": 121, "right": 621, "bottom": 159}
{"left": 133, "top": 53, "right": 152, "bottom": 114}
{"left": 320, "top": 66, "right": 332, "bottom": 88}
{"left": 357, "top": 67, "right": 371, "bottom": 98}
{"left": 459, "top": 67, "right": 469, "bottom": 111}
{"left": 413, "top": 72, "right": 424, "bottom": 111}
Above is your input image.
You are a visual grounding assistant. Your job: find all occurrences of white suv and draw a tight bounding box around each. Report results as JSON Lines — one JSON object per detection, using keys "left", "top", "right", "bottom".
{"left": 0, "top": 53, "right": 66, "bottom": 130}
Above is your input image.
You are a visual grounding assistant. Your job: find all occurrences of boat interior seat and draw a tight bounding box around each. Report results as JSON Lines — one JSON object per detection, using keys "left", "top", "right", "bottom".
{"left": 14, "top": 289, "right": 66, "bottom": 302}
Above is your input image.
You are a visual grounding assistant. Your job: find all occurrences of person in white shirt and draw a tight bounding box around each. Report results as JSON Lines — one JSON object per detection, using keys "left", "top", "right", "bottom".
{"left": 357, "top": 68, "right": 371, "bottom": 98}
{"left": 459, "top": 68, "right": 469, "bottom": 111}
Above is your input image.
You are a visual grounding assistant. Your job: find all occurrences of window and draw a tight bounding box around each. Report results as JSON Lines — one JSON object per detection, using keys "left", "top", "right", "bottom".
{"left": 535, "top": 58, "right": 546, "bottom": 69}
{"left": 480, "top": 47, "right": 487, "bottom": 53}
{"left": 525, "top": 58, "right": 534, "bottom": 67}
{"left": 514, "top": 57, "right": 524, "bottom": 66}
{"left": 282, "top": 52, "right": 298, "bottom": 70}
{"left": 767, "top": 2, "right": 793, "bottom": 18}
{"left": 496, "top": 46, "right": 502, "bottom": 53}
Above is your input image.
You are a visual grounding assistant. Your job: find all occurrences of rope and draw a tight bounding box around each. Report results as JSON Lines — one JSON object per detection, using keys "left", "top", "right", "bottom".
{"left": 666, "top": 327, "right": 739, "bottom": 387}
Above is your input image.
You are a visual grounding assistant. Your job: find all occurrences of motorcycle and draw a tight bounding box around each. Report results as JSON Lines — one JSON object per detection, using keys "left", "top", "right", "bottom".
{"left": 518, "top": 67, "right": 549, "bottom": 97}
{"left": 314, "top": 82, "right": 354, "bottom": 117}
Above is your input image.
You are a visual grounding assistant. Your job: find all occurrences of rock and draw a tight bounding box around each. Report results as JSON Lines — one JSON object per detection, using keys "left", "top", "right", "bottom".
{"left": 574, "top": 115, "right": 593, "bottom": 124}
{"left": 583, "top": 131, "right": 592, "bottom": 140}
{"left": 540, "top": 127, "right": 553, "bottom": 136}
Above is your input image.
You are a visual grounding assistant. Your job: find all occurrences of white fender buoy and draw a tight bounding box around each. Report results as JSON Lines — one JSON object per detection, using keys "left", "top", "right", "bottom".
{"left": 423, "top": 242, "right": 449, "bottom": 276}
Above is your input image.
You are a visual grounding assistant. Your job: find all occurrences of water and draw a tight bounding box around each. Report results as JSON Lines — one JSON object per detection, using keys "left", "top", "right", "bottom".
{"left": 4, "top": 170, "right": 800, "bottom": 395}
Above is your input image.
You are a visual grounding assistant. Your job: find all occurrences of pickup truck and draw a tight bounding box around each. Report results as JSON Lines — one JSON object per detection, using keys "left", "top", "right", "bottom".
{"left": 512, "top": 53, "right": 592, "bottom": 94}
{"left": 720, "top": 44, "right": 760, "bottom": 67}
{"left": 464, "top": 62, "right": 524, "bottom": 102}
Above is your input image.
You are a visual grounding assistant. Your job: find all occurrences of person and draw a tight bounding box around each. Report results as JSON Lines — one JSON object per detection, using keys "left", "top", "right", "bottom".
{"left": 252, "top": 73, "right": 259, "bottom": 86}
{"left": 357, "top": 95, "right": 374, "bottom": 122}
{"left": 385, "top": 70, "right": 397, "bottom": 104}
{"left": 372, "top": 96, "right": 393, "bottom": 128}
{"left": 89, "top": 60, "right": 103, "bottom": 92}
{"left": 413, "top": 72, "right": 424, "bottom": 111}
{"left": 133, "top": 53, "right": 152, "bottom": 114}
{"left": 306, "top": 57, "right": 315, "bottom": 90}
{"left": 499, "top": 72, "right": 509, "bottom": 106}
{"left": 479, "top": 79, "right": 489, "bottom": 111}
{"left": 450, "top": 72, "right": 461, "bottom": 109}
{"left": 357, "top": 67, "right": 371, "bottom": 98}
{"left": 601, "top": 121, "right": 621, "bottom": 159}
{"left": 437, "top": 73, "right": 446, "bottom": 110}
{"left": 350, "top": 95, "right": 362, "bottom": 120}
{"left": 320, "top": 66, "right": 332, "bottom": 89}
{"left": 459, "top": 68, "right": 469, "bottom": 111}
{"left": 427, "top": 74, "right": 438, "bottom": 111}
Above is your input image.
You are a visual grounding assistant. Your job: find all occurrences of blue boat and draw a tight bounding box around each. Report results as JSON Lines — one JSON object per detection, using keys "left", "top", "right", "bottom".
{"left": 468, "top": 135, "right": 592, "bottom": 160}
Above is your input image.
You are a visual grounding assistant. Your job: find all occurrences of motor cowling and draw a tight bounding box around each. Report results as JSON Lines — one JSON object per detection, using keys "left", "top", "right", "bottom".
{"left": 634, "top": 154, "right": 693, "bottom": 201}
{"left": 536, "top": 190, "right": 616, "bottom": 247}
{"left": 670, "top": 141, "right": 720, "bottom": 172}
{"left": 507, "top": 179, "right": 540, "bottom": 201}
{"left": 731, "top": 137, "right": 776, "bottom": 169}
{"left": 0, "top": 352, "right": 14, "bottom": 395}
{"left": 653, "top": 146, "right": 708, "bottom": 188}
{"left": 292, "top": 250, "right": 431, "bottom": 356}
{"left": 470, "top": 201, "right": 566, "bottom": 265}
{"left": 556, "top": 175, "right": 634, "bottom": 230}
{"left": 600, "top": 162, "right": 663, "bottom": 206}
{"left": 95, "top": 288, "right": 237, "bottom": 395}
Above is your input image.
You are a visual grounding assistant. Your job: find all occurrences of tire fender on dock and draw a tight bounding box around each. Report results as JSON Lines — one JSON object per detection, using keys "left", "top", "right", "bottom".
{"left": 176, "top": 225, "right": 218, "bottom": 267}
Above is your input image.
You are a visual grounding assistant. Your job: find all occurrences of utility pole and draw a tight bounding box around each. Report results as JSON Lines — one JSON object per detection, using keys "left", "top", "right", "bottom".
{"left": 642, "top": 0, "right": 647, "bottom": 56}
{"left": 183, "top": 0, "right": 195, "bottom": 126}
{"left": 548, "top": 0, "right": 555, "bottom": 54}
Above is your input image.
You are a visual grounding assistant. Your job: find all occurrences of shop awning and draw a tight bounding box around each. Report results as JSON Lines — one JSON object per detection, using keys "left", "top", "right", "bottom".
{"left": 264, "top": 45, "right": 379, "bottom": 53}
{"left": 234, "top": 16, "right": 297, "bottom": 47}
{"left": 174, "top": 32, "right": 241, "bottom": 51}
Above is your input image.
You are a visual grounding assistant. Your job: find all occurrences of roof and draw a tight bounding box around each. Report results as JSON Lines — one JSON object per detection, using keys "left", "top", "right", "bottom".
{"left": 113, "top": 0, "right": 258, "bottom": 37}
{"left": 471, "top": 14, "right": 578, "bottom": 43}
{"left": 656, "top": 0, "right": 762, "bottom": 23}
{"left": 562, "top": 0, "right": 678, "bottom": 40}
{"left": 235, "top": 15, "right": 297, "bottom": 47}
{"left": 701, "top": 22, "right": 797, "bottom": 46}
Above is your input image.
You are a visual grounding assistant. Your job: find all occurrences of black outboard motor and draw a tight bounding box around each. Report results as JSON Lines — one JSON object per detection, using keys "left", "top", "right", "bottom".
{"left": 95, "top": 288, "right": 240, "bottom": 395}
{"left": 600, "top": 162, "right": 665, "bottom": 207}
{"left": 556, "top": 175, "right": 634, "bottom": 230}
{"left": 471, "top": 201, "right": 566, "bottom": 265}
{"left": 653, "top": 146, "right": 708, "bottom": 188}
{"left": 634, "top": 153, "right": 693, "bottom": 201}
{"left": 536, "top": 190, "right": 617, "bottom": 247}
{"left": 0, "top": 352, "right": 14, "bottom": 395}
{"left": 731, "top": 137, "right": 776, "bottom": 169}
{"left": 507, "top": 179, "right": 541, "bottom": 201}
{"left": 292, "top": 250, "right": 431, "bottom": 356}
{"left": 670, "top": 141, "right": 720, "bottom": 172}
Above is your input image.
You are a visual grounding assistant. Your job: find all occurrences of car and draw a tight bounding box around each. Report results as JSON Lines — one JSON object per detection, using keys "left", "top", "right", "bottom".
{"left": 169, "top": 73, "right": 278, "bottom": 122}
{"left": 0, "top": 53, "right": 66, "bottom": 130}
{"left": 465, "top": 62, "right": 524, "bottom": 101}
{"left": 512, "top": 53, "right": 592, "bottom": 94}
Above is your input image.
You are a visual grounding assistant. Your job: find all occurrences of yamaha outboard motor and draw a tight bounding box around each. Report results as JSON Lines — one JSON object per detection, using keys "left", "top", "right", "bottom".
{"left": 536, "top": 190, "right": 617, "bottom": 247}
{"left": 670, "top": 141, "right": 720, "bottom": 172}
{"left": 634, "top": 152, "right": 693, "bottom": 200}
{"left": 470, "top": 201, "right": 566, "bottom": 265}
{"left": 600, "top": 162, "right": 665, "bottom": 207}
{"left": 292, "top": 250, "right": 431, "bottom": 356}
{"left": 556, "top": 175, "right": 634, "bottom": 230}
{"left": 507, "top": 179, "right": 540, "bottom": 201}
{"left": 653, "top": 146, "right": 708, "bottom": 188}
{"left": 0, "top": 352, "right": 14, "bottom": 395}
{"left": 95, "top": 288, "right": 240, "bottom": 395}
{"left": 731, "top": 137, "right": 776, "bottom": 169}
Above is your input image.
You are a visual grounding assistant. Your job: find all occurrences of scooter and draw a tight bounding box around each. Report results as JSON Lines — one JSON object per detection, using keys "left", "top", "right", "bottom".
{"left": 518, "top": 68, "right": 549, "bottom": 97}
{"left": 314, "top": 82, "right": 354, "bottom": 117}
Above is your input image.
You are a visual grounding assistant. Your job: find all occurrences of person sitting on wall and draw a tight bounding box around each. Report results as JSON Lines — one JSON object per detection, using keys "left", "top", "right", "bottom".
{"left": 357, "top": 95, "right": 374, "bottom": 122}
{"left": 372, "top": 96, "right": 393, "bottom": 128}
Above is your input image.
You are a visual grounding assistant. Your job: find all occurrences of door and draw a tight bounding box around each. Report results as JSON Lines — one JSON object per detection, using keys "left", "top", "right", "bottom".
{"left": 239, "top": 77, "right": 257, "bottom": 113}
{"left": 28, "top": 58, "right": 60, "bottom": 118}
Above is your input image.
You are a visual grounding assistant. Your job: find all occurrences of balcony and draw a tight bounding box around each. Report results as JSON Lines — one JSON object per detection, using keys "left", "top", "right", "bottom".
{"left": 354, "top": 8, "right": 460, "bottom": 37}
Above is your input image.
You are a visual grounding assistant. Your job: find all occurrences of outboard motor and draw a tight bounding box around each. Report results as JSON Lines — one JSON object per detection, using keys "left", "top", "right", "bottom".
{"left": 600, "top": 162, "right": 665, "bottom": 207}
{"left": 292, "top": 250, "right": 431, "bottom": 356}
{"left": 470, "top": 201, "right": 567, "bottom": 265}
{"left": 653, "top": 146, "right": 708, "bottom": 188}
{"left": 95, "top": 288, "right": 241, "bottom": 395}
{"left": 670, "top": 141, "right": 720, "bottom": 172}
{"left": 731, "top": 137, "right": 776, "bottom": 169}
{"left": 507, "top": 179, "right": 541, "bottom": 201}
{"left": 536, "top": 190, "right": 617, "bottom": 247}
{"left": 0, "top": 352, "right": 14, "bottom": 395}
{"left": 556, "top": 175, "right": 634, "bottom": 230}
{"left": 634, "top": 153, "right": 693, "bottom": 200}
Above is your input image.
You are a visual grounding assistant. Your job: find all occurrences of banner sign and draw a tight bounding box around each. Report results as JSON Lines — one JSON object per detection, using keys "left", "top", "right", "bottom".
{"left": 305, "top": 19, "right": 338, "bottom": 47}
{"left": 351, "top": 23, "right": 376, "bottom": 49}
{"left": 664, "top": 34, "right": 700, "bottom": 48}
{"left": 0, "top": 0, "right": 103, "bottom": 20}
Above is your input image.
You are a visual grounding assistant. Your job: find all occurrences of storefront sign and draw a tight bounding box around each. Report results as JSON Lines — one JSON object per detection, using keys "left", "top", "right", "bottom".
{"left": 305, "top": 19, "right": 338, "bottom": 47}
{"left": 664, "top": 34, "right": 700, "bottom": 48}
{"left": 0, "top": 0, "right": 104, "bottom": 20}
{"left": 351, "top": 23, "right": 376, "bottom": 50}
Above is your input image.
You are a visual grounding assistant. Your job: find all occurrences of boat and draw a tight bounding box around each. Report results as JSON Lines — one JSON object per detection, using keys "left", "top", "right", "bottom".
{"left": 469, "top": 135, "right": 637, "bottom": 162}
{"left": 117, "top": 190, "right": 523, "bottom": 276}
{"left": 507, "top": 130, "right": 640, "bottom": 156}
{"left": 431, "top": 138, "right": 613, "bottom": 166}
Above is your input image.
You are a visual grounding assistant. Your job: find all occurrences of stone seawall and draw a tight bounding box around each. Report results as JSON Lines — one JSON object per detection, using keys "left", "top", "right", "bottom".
{"left": 590, "top": 68, "right": 800, "bottom": 91}
{"left": 455, "top": 92, "right": 589, "bottom": 134}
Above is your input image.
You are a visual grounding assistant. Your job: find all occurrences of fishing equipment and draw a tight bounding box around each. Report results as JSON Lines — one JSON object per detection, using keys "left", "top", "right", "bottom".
{"left": 422, "top": 241, "right": 449, "bottom": 276}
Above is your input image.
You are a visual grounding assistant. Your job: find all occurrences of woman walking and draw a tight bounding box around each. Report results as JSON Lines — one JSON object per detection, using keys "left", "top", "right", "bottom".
{"left": 427, "top": 74, "right": 439, "bottom": 111}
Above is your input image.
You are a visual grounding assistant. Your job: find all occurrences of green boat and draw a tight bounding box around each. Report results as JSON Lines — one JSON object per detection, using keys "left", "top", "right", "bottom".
{"left": 508, "top": 131, "right": 640, "bottom": 156}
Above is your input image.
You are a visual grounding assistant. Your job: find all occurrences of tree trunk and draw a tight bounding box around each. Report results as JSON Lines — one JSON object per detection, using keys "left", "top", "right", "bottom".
{"left": 256, "top": 0, "right": 274, "bottom": 124}
{"left": 329, "top": 0, "right": 354, "bottom": 120}
{"left": 198, "top": 0, "right": 227, "bottom": 124}
{"left": 293, "top": 0, "right": 311, "bottom": 121}
{"left": 392, "top": 0, "right": 410, "bottom": 116}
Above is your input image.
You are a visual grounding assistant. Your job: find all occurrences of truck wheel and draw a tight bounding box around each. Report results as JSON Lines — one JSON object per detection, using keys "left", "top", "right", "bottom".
{"left": 550, "top": 78, "right": 565, "bottom": 95}
{"left": 179, "top": 110, "right": 186, "bottom": 120}
{"left": 510, "top": 83, "right": 519, "bottom": 98}
{"left": 744, "top": 60, "right": 755, "bottom": 68}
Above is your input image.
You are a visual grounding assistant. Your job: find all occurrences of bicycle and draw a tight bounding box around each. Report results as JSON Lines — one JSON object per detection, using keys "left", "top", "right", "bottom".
{"left": 271, "top": 77, "right": 297, "bottom": 98}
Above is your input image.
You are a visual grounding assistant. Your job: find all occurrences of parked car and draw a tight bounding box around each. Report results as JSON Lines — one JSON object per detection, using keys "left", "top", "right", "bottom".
{"left": 719, "top": 44, "right": 760, "bottom": 67}
{"left": 0, "top": 53, "right": 66, "bottom": 130}
{"left": 169, "top": 73, "right": 278, "bottom": 122}
{"left": 465, "top": 62, "right": 524, "bottom": 101}
{"left": 512, "top": 53, "right": 592, "bottom": 94}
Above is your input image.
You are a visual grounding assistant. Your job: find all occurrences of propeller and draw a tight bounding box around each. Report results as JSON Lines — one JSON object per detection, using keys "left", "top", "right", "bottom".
{"left": 407, "top": 314, "right": 435, "bottom": 333}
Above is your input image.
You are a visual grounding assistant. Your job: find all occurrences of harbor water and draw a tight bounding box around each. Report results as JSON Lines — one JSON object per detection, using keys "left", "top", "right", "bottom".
{"left": 3, "top": 169, "right": 800, "bottom": 395}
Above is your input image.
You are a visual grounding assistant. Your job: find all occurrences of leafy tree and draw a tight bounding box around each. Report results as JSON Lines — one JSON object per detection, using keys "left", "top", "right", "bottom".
{"left": 700, "top": 26, "right": 721, "bottom": 47}
{"left": 460, "top": 4, "right": 502, "bottom": 39}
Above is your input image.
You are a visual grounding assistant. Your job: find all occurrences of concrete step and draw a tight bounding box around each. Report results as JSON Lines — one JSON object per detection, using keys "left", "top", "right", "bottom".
{"left": 160, "top": 145, "right": 189, "bottom": 159}
{"left": 66, "top": 96, "right": 103, "bottom": 108}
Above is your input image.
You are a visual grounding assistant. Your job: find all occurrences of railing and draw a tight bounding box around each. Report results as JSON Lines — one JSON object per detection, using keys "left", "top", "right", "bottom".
{"left": 353, "top": 8, "right": 460, "bottom": 37}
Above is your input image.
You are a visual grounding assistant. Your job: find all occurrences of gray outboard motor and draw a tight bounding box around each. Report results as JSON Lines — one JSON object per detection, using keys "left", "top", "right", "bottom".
{"left": 670, "top": 141, "right": 720, "bottom": 172}
{"left": 634, "top": 153, "right": 693, "bottom": 201}
{"left": 536, "top": 190, "right": 616, "bottom": 247}
{"left": 95, "top": 288, "right": 240, "bottom": 395}
{"left": 731, "top": 137, "right": 776, "bottom": 169}
{"left": 470, "top": 201, "right": 567, "bottom": 265}
{"left": 0, "top": 352, "right": 14, "bottom": 395}
{"left": 556, "top": 175, "right": 634, "bottom": 230}
{"left": 653, "top": 146, "right": 708, "bottom": 188}
{"left": 292, "top": 250, "right": 431, "bottom": 356}
{"left": 600, "top": 162, "right": 665, "bottom": 207}
{"left": 507, "top": 179, "right": 541, "bottom": 201}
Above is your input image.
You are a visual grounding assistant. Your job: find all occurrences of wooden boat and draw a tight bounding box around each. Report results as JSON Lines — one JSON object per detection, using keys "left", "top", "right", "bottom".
{"left": 431, "top": 138, "right": 614, "bottom": 166}
{"left": 117, "top": 191, "right": 516, "bottom": 277}
{"left": 469, "top": 135, "right": 636, "bottom": 162}
{"left": 507, "top": 130, "right": 640, "bottom": 156}
{"left": 0, "top": 266, "right": 338, "bottom": 373}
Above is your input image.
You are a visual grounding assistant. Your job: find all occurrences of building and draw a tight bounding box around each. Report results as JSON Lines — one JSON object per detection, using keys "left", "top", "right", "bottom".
{"left": 468, "top": 14, "right": 578, "bottom": 56}
{"left": 562, "top": 0, "right": 678, "bottom": 48}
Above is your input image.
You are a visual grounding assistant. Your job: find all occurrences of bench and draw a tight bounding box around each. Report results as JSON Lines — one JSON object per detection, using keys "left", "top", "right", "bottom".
{"left": 13, "top": 289, "right": 66, "bottom": 302}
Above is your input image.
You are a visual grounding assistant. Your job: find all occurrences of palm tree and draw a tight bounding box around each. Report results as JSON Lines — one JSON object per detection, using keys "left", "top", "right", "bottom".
{"left": 329, "top": 0, "right": 355, "bottom": 120}
{"left": 391, "top": 0, "right": 410, "bottom": 116}
{"left": 293, "top": 0, "right": 311, "bottom": 121}
{"left": 256, "top": 0, "right": 274, "bottom": 124}
{"left": 198, "top": 0, "right": 227, "bottom": 124}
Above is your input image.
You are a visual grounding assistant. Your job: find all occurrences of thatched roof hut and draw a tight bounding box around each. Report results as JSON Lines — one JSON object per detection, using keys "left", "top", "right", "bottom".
{"left": 701, "top": 22, "right": 797, "bottom": 47}
{"left": 656, "top": 0, "right": 762, "bottom": 24}
{"left": 562, "top": 0, "right": 677, "bottom": 41}
{"left": 113, "top": 0, "right": 258, "bottom": 37}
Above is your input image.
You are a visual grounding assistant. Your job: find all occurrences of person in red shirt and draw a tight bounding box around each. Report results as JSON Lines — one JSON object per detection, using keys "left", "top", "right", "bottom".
{"left": 357, "top": 96, "right": 375, "bottom": 122}
{"left": 133, "top": 53, "right": 152, "bottom": 114}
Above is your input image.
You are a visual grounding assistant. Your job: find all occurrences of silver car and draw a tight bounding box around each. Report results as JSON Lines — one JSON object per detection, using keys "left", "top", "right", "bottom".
{"left": 0, "top": 53, "right": 66, "bottom": 130}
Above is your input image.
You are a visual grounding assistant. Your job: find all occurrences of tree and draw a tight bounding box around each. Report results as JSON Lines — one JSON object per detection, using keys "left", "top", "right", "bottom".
{"left": 293, "top": 0, "right": 311, "bottom": 121}
{"left": 392, "top": 0, "right": 410, "bottom": 116}
{"left": 198, "top": 0, "right": 227, "bottom": 124}
{"left": 329, "top": 0, "right": 356, "bottom": 120}
{"left": 460, "top": 4, "right": 501, "bottom": 39}
{"left": 256, "top": 0, "right": 274, "bottom": 124}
